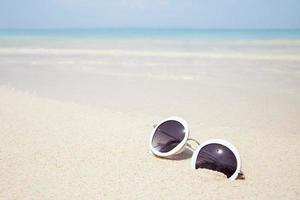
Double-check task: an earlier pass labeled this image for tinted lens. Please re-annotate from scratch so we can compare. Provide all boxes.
[196,143,237,178]
[152,120,186,153]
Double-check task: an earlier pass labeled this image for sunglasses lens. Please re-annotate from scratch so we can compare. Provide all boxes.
[152,120,186,153]
[195,143,237,178]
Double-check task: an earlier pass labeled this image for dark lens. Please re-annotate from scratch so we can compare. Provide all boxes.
[152,120,186,153]
[195,143,237,178]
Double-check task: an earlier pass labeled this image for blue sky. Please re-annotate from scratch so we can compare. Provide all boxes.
[0,0,299,29]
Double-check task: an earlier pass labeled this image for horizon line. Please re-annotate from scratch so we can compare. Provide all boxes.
[1,27,300,31]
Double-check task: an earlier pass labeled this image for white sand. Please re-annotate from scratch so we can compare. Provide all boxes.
[0,85,299,199]
[1,39,300,199]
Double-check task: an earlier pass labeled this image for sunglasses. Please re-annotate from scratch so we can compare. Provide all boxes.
[149,116,244,180]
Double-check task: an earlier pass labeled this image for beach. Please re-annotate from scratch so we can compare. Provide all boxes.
[0,30,300,199]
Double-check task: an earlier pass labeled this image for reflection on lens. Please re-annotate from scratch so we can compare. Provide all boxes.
[152,120,186,153]
[196,143,237,178]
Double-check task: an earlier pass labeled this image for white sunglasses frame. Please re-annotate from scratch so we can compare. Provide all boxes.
[149,116,190,157]
[149,116,242,180]
[191,138,241,180]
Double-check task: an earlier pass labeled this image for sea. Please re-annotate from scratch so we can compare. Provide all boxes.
[0,29,300,114]
[0,29,300,40]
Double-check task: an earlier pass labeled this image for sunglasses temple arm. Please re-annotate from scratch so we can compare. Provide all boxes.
[186,143,196,151]
[187,138,200,145]
[186,138,200,152]
[238,171,245,179]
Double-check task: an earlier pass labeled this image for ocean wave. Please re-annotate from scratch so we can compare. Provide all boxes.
[0,47,300,61]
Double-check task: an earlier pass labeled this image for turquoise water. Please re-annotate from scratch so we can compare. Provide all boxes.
[0,29,300,41]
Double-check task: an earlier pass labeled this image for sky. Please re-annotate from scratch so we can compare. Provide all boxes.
[0,0,300,29]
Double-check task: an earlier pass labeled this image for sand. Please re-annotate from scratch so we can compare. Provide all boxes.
[1,39,300,199]
[0,85,299,199]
